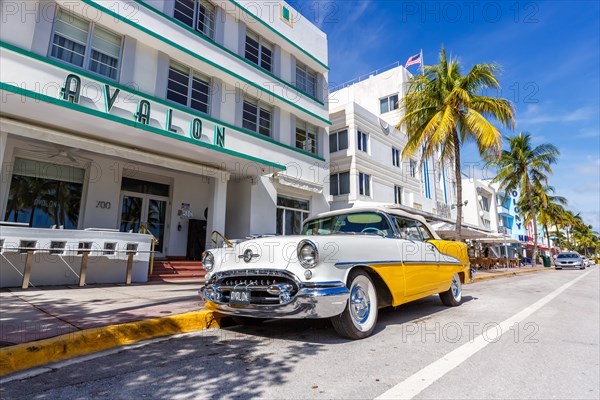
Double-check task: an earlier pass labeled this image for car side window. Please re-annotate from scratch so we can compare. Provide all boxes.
[393,217,423,241]
[417,222,434,241]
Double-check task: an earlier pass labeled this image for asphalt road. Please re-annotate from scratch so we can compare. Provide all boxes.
[2,266,599,399]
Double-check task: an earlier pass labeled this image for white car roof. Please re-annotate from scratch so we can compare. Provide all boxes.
[304,206,441,240]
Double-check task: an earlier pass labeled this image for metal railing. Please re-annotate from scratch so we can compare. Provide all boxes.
[211,230,233,248]
[330,61,401,92]
[138,224,159,277]
[1,245,151,289]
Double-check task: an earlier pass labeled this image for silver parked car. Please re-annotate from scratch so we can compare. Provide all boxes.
[581,257,590,267]
[554,253,585,270]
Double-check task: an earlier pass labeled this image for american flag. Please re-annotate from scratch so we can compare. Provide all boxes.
[405,53,421,68]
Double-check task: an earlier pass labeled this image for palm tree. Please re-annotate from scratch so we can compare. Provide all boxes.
[561,210,583,249]
[518,184,567,254]
[397,47,515,237]
[488,133,559,266]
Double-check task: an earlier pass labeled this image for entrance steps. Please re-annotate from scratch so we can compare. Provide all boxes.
[149,260,206,282]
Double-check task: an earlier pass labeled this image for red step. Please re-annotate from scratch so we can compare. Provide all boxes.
[149,260,206,282]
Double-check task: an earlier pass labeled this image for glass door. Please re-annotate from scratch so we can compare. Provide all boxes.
[145,197,168,253]
[119,192,169,256]
[120,194,143,233]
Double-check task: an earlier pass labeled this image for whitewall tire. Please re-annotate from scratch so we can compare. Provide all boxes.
[331,270,378,340]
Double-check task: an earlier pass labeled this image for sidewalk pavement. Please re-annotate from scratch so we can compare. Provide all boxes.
[473,264,552,281]
[0,265,554,377]
[0,281,206,346]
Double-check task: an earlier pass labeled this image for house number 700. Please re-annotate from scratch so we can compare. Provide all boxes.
[96,201,111,209]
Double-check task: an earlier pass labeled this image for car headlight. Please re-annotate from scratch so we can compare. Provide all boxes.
[297,240,318,269]
[202,251,215,272]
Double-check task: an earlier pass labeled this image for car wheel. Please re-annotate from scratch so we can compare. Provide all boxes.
[439,273,462,307]
[331,270,378,340]
[580,265,586,270]
[231,316,267,326]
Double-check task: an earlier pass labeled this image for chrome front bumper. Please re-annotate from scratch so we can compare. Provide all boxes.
[199,280,350,319]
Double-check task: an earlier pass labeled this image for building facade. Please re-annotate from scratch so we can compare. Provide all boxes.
[461,178,498,233]
[327,65,456,218]
[1,0,331,259]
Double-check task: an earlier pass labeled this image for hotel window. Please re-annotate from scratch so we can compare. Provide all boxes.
[173,0,216,39]
[329,129,348,153]
[296,119,318,154]
[276,196,309,235]
[359,172,371,197]
[409,160,417,178]
[357,130,368,153]
[4,158,85,229]
[242,97,272,137]
[392,147,401,167]
[380,94,399,114]
[481,196,490,212]
[296,62,317,97]
[50,9,122,80]
[167,62,211,114]
[245,30,273,72]
[394,186,403,204]
[330,172,350,196]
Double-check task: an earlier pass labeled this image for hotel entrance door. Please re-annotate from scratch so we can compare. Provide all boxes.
[119,177,170,256]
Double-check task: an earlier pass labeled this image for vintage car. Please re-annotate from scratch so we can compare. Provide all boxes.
[199,206,470,339]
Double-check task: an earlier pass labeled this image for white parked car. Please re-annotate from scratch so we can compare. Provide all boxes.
[199,206,471,339]
[554,253,585,270]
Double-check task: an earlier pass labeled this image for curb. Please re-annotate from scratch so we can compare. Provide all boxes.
[0,310,220,377]
[474,267,553,282]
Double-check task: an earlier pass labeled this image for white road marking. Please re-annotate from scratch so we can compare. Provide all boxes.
[376,268,596,400]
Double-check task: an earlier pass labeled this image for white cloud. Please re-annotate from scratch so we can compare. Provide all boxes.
[575,158,600,176]
[518,106,595,126]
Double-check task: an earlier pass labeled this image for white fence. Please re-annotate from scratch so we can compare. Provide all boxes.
[0,225,153,288]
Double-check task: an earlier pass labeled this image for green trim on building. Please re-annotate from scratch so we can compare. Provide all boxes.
[0,41,325,162]
[0,82,288,171]
[228,0,329,71]
[131,0,325,106]
[78,0,331,126]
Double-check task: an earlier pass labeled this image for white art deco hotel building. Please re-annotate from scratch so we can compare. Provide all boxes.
[0,0,330,263]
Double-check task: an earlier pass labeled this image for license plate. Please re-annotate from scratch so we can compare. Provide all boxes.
[230,290,250,305]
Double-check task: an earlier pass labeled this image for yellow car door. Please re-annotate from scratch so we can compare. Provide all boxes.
[394,217,440,298]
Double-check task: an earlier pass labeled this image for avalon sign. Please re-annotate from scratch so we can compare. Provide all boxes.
[60,73,225,148]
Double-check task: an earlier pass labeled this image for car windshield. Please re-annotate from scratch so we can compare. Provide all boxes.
[301,212,393,237]
[557,254,579,259]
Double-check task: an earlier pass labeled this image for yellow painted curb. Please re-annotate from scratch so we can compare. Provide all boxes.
[0,310,220,377]
[474,268,552,282]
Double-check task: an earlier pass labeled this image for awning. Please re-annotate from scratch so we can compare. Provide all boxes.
[430,221,494,240]
[524,243,551,251]
[272,173,323,193]
[475,237,521,244]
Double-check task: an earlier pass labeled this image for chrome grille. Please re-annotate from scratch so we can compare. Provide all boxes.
[214,273,299,305]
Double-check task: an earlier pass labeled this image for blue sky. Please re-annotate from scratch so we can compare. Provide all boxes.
[289,0,600,230]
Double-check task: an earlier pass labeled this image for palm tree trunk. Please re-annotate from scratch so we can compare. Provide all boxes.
[526,177,538,267]
[453,132,462,239]
[544,223,552,255]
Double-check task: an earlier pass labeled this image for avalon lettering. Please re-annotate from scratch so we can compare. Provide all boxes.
[58,73,221,146]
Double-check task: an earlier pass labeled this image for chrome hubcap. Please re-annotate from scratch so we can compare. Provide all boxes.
[350,284,370,324]
[451,275,460,299]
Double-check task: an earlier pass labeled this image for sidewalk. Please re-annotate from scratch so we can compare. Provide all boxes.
[0,281,206,346]
[473,264,552,282]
